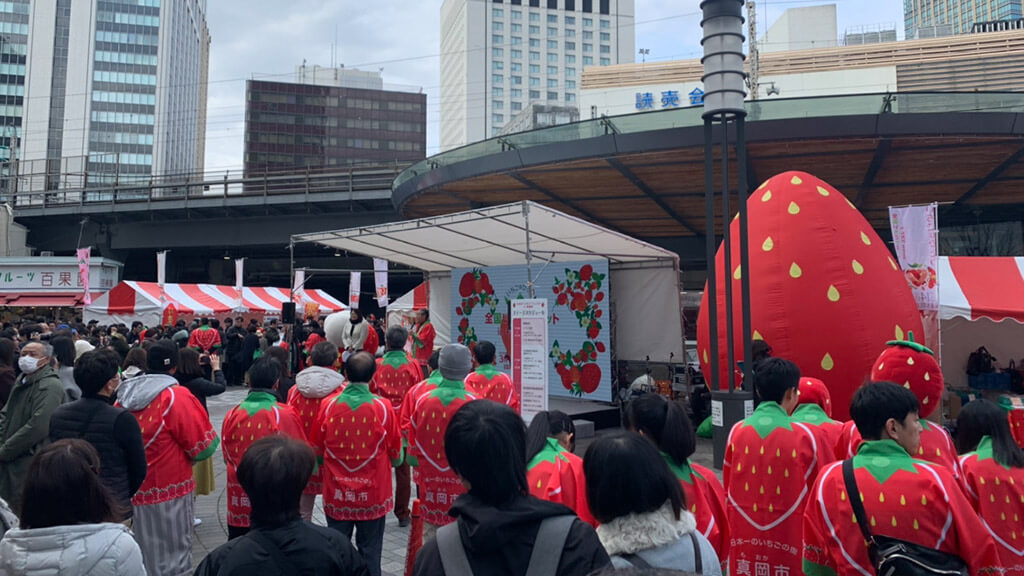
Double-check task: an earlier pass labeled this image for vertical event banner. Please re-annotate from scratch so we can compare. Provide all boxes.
[452,260,610,401]
[234,258,244,311]
[889,204,939,311]
[374,258,389,307]
[512,299,548,422]
[156,251,167,287]
[349,271,362,309]
[76,247,91,305]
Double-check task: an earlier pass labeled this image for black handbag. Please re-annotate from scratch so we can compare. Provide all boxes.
[967,347,995,376]
[842,460,968,576]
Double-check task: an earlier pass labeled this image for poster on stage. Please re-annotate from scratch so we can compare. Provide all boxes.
[889,204,938,311]
[452,259,611,401]
[512,299,548,422]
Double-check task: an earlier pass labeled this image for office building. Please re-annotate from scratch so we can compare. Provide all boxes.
[905,0,1022,37]
[0,1,28,163]
[440,0,635,151]
[759,4,837,53]
[243,67,426,174]
[20,0,210,189]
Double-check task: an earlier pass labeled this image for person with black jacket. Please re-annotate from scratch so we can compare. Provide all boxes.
[240,325,261,377]
[48,348,147,522]
[412,400,610,576]
[195,435,369,576]
[176,348,226,413]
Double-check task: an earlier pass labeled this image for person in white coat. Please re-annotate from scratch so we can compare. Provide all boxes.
[0,438,146,576]
[340,310,368,363]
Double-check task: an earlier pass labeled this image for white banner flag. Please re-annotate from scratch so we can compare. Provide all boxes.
[889,203,939,311]
[349,271,362,309]
[374,258,388,307]
[156,251,167,287]
[76,247,91,306]
[293,269,305,296]
[234,259,245,310]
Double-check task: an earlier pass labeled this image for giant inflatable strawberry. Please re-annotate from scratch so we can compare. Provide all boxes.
[697,171,923,421]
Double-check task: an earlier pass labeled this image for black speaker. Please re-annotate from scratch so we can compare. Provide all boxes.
[281,302,296,323]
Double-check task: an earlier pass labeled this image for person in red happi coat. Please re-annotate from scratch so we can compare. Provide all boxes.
[311,352,402,576]
[370,326,422,527]
[804,382,1001,576]
[525,410,594,526]
[791,377,842,462]
[957,398,1024,575]
[464,340,518,412]
[222,356,306,540]
[627,393,729,565]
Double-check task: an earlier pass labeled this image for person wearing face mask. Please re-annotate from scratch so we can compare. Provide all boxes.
[49,348,147,524]
[0,341,65,512]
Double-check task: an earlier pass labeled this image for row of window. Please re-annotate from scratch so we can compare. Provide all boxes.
[492,60,603,84]
[95,50,158,67]
[0,2,29,15]
[0,63,23,77]
[0,104,20,118]
[491,34,610,53]
[94,70,157,85]
[0,22,27,36]
[0,83,23,97]
[102,0,161,7]
[497,63,578,76]
[492,22,610,42]
[248,132,423,150]
[95,30,159,46]
[493,79,575,96]
[93,90,156,106]
[494,8,608,27]
[91,110,155,125]
[97,11,159,27]
[90,130,155,146]
[491,0,612,16]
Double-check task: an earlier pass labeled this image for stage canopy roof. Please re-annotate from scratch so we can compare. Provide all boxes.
[293,201,679,273]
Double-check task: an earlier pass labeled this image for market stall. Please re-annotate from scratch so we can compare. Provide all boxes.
[0,256,121,322]
[292,201,686,404]
[84,280,346,326]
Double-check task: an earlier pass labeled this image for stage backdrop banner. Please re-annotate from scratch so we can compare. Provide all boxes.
[452,259,611,401]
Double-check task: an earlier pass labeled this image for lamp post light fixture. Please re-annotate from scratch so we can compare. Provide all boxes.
[701,0,754,468]
[638,48,649,63]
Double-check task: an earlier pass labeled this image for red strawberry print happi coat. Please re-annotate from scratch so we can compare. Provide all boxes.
[407,379,477,526]
[222,390,306,527]
[311,383,402,522]
[464,364,519,412]
[724,401,823,576]
[663,452,730,563]
[803,440,1003,576]
[526,438,595,526]
[287,382,344,496]
[959,436,1024,575]
[698,171,923,421]
[398,371,442,441]
[372,351,423,410]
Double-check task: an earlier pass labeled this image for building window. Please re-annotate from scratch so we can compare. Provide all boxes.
[530,77,540,86]
[583,43,593,52]
[493,74,504,83]
[583,56,594,65]
[583,0,593,12]
[511,88,523,97]
[511,23,522,32]
[529,64,540,73]
[600,0,609,14]
[547,39,557,49]
[530,51,540,60]
[565,54,576,64]
[511,61,523,71]
[566,29,576,37]
[548,0,557,8]
[512,101,523,111]
[493,34,504,44]
[547,65,558,74]
[529,38,540,47]
[547,52,558,63]
[530,12,540,22]
[600,31,610,41]
[493,47,505,57]
[566,79,576,89]
[584,16,593,26]
[494,60,505,70]
[530,24,540,34]
[512,36,522,44]
[547,14,557,23]
[494,100,504,110]
[566,92,577,102]
[583,30,593,39]
[566,15,576,25]
[600,18,610,28]
[511,75,523,84]
[512,10,522,19]
[547,78,558,87]
[493,7,504,17]
[530,90,541,99]
[566,0,575,11]
[565,41,576,50]
[493,113,505,123]
[493,87,505,97]
[547,91,558,100]
[511,49,522,58]
[600,44,610,53]
[548,26,558,35]
[493,21,503,31]
[566,67,576,76]
[599,57,610,65]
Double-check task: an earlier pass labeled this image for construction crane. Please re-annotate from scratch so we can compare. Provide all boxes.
[747,0,759,100]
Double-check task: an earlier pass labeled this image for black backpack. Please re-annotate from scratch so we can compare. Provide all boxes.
[967,347,995,376]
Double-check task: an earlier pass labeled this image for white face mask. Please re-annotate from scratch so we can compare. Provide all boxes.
[18,355,42,375]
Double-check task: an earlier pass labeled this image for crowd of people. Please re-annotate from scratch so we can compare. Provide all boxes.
[0,309,1021,576]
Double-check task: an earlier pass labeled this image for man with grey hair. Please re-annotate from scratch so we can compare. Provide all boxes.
[287,340,347,522]
[0,341,64,511]
[370,325,422,527]
[407,343,477,540]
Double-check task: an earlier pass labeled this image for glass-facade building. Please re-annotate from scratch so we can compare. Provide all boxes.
[20,0,209,191]
[905,0,1023,36]
[0,1,28,163]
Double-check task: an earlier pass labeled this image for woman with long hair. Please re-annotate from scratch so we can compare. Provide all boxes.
[957,398,1024,573]
[176,347,225,501]
[524,410,594,525]
[0,439,145,575]
[625,394,729,562]
[121,347,147,380]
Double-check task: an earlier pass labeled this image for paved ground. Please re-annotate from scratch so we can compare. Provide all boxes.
[192,387,717,575]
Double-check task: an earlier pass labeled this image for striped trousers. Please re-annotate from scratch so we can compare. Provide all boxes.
[133,494,194,576]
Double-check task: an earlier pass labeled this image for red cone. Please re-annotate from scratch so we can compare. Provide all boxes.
[405,499,423,576]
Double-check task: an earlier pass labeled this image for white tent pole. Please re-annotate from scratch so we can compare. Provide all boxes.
[523,201,534,298]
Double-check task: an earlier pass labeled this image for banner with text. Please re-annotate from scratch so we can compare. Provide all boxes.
[889,204,939,311]
[349,271,362,309]
[374,258,389,307]
[76,248,92,305]
[512,299,548,422]
[452,259,610,401]
[234,259,245,311]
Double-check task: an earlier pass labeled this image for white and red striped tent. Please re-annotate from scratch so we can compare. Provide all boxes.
[83,281,346,326]
[385,282,430,333]
[939,256,1024,388]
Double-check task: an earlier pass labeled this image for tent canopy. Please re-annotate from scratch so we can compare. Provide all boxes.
[939,256,1024,323]
[293,201,679,273]
[84,281,346,326]
[388,282,428,312]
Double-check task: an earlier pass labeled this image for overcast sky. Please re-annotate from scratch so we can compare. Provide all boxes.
[203,0,903,172]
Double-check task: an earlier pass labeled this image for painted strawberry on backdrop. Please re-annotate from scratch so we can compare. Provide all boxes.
[697,171,923,421]
[455,269,497,353]
[550,264,607,396]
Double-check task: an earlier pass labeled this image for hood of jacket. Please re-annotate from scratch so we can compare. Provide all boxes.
[117,372,178,411]
[295,366,346,399]
[449,493,576,555]
[121,366,143,379]
[597,502,697,556]
[0,522,138,576]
